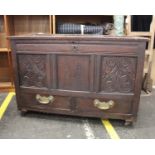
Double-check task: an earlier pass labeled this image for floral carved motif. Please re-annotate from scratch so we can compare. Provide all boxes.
[18,55,47,87]
[101,57,136,93]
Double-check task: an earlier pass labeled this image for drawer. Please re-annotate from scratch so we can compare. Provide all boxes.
[19,92,133,117]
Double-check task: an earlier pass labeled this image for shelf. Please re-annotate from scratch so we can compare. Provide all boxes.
[0,87,15,92]
[0,82,12,87]
[127,32,152,37]
[0,82,14,92]
[0,48,9,52]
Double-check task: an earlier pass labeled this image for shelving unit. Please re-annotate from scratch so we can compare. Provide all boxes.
[0,15,13,90]
[126,15,155,92]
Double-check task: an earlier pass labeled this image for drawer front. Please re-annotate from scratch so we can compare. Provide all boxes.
[19,92,133,116]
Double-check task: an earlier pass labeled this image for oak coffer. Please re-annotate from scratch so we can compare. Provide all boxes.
[10,35,147,125]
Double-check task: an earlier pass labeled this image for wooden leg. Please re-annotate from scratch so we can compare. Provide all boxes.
[20,109,28,116]
[125,120,132,126]
[124,119,134,126]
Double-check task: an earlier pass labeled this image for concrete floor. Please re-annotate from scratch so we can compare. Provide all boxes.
[0,90,155,139]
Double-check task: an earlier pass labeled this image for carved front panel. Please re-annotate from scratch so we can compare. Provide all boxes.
[57,55,91,91]
[18,54,47,88]
[100,56,137,93]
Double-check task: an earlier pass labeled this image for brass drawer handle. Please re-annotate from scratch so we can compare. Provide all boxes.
[36,94,54,104]
[94,99,115,110]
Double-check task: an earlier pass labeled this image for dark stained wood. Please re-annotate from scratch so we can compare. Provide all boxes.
[100,56,137,93]
[89,55,95,92]
[52,54,57,89]
[95,55,101,92]
[10,35,147,125]
[17,54,47,88]
[57,54,90,91]
[15,43,140,54]
[46,54,52,89]
[19,92,133,115]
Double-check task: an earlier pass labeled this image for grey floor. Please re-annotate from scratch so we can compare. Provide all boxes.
[0,90,155,139]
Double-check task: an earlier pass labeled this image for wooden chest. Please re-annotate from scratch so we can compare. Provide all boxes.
[10,35,147,125]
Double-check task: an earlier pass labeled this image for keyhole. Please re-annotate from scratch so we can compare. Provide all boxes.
[72,45,78,52]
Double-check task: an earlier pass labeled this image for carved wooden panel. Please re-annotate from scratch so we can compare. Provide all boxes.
[18,54,47,87]
[100,56,137,93]
[57,55,91,91]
